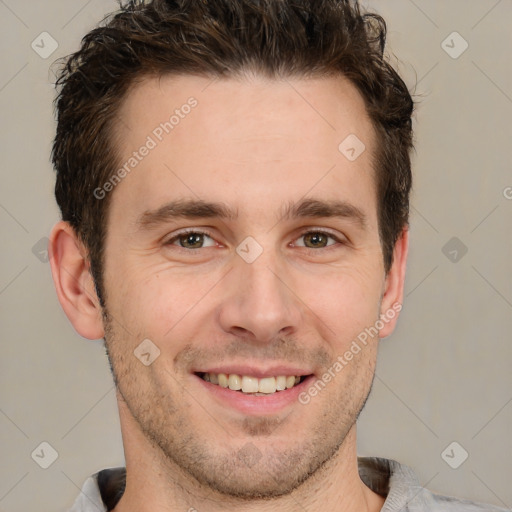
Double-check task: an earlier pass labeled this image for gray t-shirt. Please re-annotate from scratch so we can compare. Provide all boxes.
[68,456,508,511]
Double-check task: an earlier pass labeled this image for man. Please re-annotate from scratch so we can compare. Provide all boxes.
[48,1,506,511]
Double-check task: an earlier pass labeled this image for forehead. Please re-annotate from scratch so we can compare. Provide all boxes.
[117,72,374,145]
[110,73,378,223]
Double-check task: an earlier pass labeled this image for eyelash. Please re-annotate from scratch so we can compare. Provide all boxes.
[164,228,345,252]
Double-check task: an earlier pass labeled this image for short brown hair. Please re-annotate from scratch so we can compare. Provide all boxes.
[52,0,414,306]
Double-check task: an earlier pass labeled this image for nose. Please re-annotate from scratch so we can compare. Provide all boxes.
[217,250,302,343]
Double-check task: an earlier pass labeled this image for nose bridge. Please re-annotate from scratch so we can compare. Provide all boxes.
[218,242,301,340]
[244,253,286,305]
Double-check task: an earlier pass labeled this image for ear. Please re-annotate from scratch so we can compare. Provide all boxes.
[49,221,105,340]
[378,227,409,339]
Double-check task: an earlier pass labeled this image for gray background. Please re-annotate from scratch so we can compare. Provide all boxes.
[1,1,511,510]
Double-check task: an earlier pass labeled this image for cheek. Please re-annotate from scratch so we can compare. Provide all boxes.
[293,262,383,339]
[103,262,167,341]
[106,264,218,344]
[104,238,384,347]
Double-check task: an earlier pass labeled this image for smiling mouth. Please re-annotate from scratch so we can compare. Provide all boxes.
[196,372,310,396]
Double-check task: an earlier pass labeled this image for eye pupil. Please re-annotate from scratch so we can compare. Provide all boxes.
[174,232,333,250]
[305,232,328,248]
[180,233,204,248]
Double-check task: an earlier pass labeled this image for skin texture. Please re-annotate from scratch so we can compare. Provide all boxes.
[50,73,408,512]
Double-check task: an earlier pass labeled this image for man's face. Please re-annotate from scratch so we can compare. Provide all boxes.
[101,74,395,498]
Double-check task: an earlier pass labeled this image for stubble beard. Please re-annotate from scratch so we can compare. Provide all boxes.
[102,309,377,501]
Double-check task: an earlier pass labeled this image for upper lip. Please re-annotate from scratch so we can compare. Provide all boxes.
[193,365,314,379]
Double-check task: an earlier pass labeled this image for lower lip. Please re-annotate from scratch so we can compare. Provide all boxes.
[193,374,316,415]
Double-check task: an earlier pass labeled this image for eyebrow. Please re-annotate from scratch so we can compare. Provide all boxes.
[281,198,367,229]
[136,197,367,230]
[136,199,238,229]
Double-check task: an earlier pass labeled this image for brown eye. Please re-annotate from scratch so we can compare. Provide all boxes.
[302,232,330,248]
[178,233,205,249]
[294,231,340,250]
[167,231,216,249]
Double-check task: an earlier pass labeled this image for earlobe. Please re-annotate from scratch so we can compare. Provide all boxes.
[49,221,105,340]
[379,227,409,339]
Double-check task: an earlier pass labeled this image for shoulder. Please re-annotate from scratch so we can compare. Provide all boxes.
[67,473,106,511]
[357,457,508,512]
[420,490,509,511]
[68,467,125,512]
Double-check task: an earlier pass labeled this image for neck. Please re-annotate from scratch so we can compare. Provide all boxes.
[113,400,385,512]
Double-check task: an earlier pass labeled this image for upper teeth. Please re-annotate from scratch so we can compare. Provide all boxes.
[201,373,302,394]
